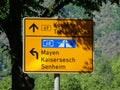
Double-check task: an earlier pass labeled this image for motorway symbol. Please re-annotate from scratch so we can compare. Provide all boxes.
[30,48,38,59]
[42,39,76,48]
[58,40,72,48]
[29,23,39,32]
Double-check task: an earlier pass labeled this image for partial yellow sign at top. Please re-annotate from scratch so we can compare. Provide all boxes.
[24,18,93,37]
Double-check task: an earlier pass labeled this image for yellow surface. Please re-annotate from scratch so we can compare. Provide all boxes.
[23,18,93,73]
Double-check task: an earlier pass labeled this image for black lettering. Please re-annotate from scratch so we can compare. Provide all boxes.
[41,50,59,56]
[41,64,66,69]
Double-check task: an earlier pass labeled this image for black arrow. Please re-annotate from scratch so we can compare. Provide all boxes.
[29,23,39,32]
[30,48,38,59]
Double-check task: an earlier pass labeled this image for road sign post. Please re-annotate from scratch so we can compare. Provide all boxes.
[23,18,93,73]
[54,74,60,90]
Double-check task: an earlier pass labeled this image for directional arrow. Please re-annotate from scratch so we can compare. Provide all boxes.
[30,48,38,59]
[29,23,39,32]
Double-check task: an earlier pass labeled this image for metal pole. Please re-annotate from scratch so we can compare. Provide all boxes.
[54,74,60,90]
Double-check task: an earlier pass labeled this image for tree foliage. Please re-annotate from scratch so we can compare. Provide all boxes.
[0,0,9,19]
[94,2,120,41]
[0,76,11,90]
[94,2,120,57]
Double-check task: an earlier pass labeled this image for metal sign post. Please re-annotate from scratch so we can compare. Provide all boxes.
[54,74,60,90]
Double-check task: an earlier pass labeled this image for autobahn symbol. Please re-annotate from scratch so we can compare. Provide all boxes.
[58,40,75,48]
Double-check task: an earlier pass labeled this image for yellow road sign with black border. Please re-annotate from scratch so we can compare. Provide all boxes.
[23,18,93,73]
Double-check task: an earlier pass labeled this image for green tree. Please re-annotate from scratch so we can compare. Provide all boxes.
[0,42,11,77]
[93,1,120,41]
[0,76,11,90]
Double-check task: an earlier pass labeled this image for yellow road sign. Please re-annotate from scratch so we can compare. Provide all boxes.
[23,18,93,73]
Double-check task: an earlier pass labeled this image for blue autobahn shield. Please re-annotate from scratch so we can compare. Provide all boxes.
[42,39,76,48]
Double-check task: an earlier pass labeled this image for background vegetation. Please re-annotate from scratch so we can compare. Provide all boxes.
[0,0,120,90]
